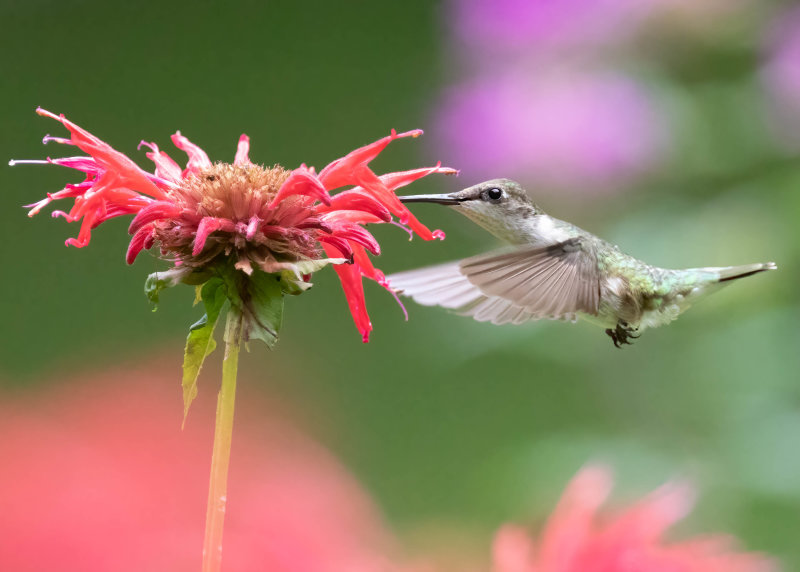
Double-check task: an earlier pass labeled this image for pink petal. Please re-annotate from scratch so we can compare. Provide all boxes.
[538,465,613,571]
[378,164,459,191]
[126,226,154,264]
[138,141,183,182]
[269,166,331,209]
[328,223,380,256]
[128,200,182,234]
[492,525,535,572]
[317,235,353,260]
[171,131,212,175]
[234,134,251,166]
[321,211,386,225]
[193,217,236,256]
[598,479,696,546]
[318,129,423,190]
[317,190,391,221]
[351,245,407,320]
[36,108,167,200]
[355,168,441,241]
[48,156,101,173]
[323,243,372,343]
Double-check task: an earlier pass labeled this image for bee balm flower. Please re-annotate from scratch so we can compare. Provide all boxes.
[16,108,455,343]
[492,466,776,572]
[13,108,457,572]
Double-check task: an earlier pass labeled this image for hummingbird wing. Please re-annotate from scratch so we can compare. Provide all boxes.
[459,238,600,318]
[387,262,489,310]
[387,262,556,324]
[387,239,597,325]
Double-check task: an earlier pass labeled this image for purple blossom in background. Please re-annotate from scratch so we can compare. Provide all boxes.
[451,0,656,57]
[434,70,666,194]
[762,5,800,148]
[437,0,673,196]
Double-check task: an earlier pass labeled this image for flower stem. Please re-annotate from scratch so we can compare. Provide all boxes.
[202,307,243,572]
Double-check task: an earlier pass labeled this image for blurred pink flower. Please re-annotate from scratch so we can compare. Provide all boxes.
[450,0,656,57]
[491,466,776,572]
[0,359,404,572]
[434,71,666,194]
[450,0,752,59]
[0,365,775,571]
[762,5,800,148]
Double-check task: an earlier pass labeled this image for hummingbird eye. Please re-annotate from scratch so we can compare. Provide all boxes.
[484,187,504,202]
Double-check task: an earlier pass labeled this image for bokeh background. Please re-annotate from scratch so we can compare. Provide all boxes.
[2,0,799,569]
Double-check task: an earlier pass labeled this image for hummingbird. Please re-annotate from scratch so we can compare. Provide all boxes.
[388,179,776,347]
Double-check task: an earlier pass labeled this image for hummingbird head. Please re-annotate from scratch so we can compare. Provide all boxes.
[400,179,543,243]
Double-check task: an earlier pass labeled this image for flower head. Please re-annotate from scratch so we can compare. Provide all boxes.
[492,466,776,572]
[16,108,455,342]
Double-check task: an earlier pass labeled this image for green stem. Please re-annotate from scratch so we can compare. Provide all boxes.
[202,307,243,572]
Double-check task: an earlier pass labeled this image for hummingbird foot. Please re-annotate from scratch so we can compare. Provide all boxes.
[605,321,640,348]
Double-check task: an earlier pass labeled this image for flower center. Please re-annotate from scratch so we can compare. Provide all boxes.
[182,163,291,220]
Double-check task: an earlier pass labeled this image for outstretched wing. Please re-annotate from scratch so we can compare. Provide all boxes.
[386,261,542,324]
[388,238,600,324]
[460,238,600,318]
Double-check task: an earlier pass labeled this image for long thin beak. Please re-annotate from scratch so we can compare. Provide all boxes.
[398,193,462,205]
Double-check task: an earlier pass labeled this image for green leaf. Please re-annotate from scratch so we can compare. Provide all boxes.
[181,277,227,426]
[238,269,284,348]
[285,257,348,276]
[144,267,191,309]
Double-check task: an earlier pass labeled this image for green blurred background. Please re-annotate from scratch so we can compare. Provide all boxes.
[2,0,799,567]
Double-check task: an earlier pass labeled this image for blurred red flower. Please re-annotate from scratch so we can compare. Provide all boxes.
[0,359,406,572]
[492,466,776,572]
[0,364,777,571]
[17,109,453,341]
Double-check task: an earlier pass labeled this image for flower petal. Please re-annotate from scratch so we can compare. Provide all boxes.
[317,190,391,221]
[127,225,155,264]
[321,210,386,225]
[493,525,535,572]
[36,108,167,200]
[171,131,212,175]
[378,164,459,192]
[139,141,183,183]
[234,134,251,166]
[269,165,332,209]
[538,465,613,571]
[323,244,372,343]
[193,217,236,256]
[355,168,442,240]
[128,200,183,234]
[318,129,423,190]
[351,243,386,286]
[317,235,354,261]
[329,224,380,256]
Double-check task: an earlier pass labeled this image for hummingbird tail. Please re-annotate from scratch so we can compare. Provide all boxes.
[716,262,777,282]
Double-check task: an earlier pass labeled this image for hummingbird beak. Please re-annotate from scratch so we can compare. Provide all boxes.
[398,193,462,205]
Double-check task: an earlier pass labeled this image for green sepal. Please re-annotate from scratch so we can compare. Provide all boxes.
[145,267,190,309]
[275,257,346,296]
[145,267,214,310]
[279,270,313,296]
[181,277,227,426]
[242,270,284,348]
[221,268,284,349]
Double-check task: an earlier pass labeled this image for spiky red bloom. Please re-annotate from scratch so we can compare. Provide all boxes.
[492,466,775,572]
[19,109,455,342]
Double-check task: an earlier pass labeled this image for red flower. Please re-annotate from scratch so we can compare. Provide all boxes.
[0,359,410,572]
[492,466,776,572]
[19,108,455,342]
